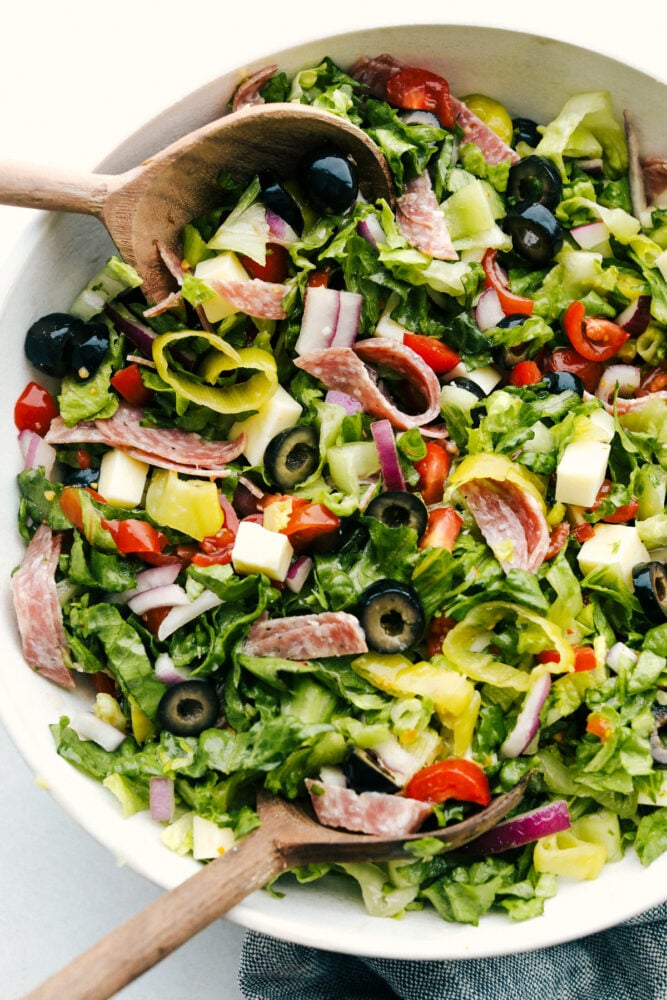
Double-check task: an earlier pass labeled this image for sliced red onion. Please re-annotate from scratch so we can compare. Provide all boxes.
[330,290,363,347]
[474,286,504,331]
[465,799,571,855]
[295,286,340,355]
[285,555,313,593]
[615,295,652,335]
[127,583,190,616]
[371,419,406,491]
[266,209,299,246]
[136,563,182,592]
[357,214,387,249]
[500,672,552,759]
[18,429,57,477]
[150,776,176,822]
[570,221,610,250]
[595,364,641,405]
[154,652,191,685]
[106,303,157,357]
[606,641,639,673]
[324,389,363,414]
[157,588,224,641]
[69,712,126,752]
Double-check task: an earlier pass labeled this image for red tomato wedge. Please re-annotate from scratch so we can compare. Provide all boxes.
[414,441,452,505]
[543,346,604,394]
[238,243,290,283]
[110,363,153,406]
[403,332,460,374]
[14,381,59,436]
[405,759,491,806]
[562,300,630,362]
[102,518,168,557]
[419,506,463,551]
[509,359,542,386]
[385,66,454,128]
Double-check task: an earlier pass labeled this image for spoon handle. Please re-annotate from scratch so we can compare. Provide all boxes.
[21,823,285,1000]
[0,161,121,217]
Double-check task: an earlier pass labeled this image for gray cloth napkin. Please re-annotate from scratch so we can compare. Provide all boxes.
[238,901,667,999]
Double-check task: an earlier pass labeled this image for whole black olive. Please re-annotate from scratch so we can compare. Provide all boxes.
[512,117,542,148]
[633,561,667,624]
[299,146,359,215]
[357,578,425,654]
[540,371,585,396]
[157,679,220,736]
[507,155,563,210]
[61,465,101,488]
[24,312,84,378]
[502,201,563,265]
[69,321,111,380]
[259,169,304,235]
[343,747,403,794]
[263,424,319,490]
[366,490,428,536]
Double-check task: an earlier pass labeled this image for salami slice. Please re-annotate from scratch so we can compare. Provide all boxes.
[11,524,73,689]
[642,157,667,207]
[349,53,404,98]
[396,173,458,260]
[209,277,288,319]
[451,96,520,165]
[459,478,550,574]
[231,64,279,111]
[305,778,432,837]
[243,611,368,660]
[294,338,441,430]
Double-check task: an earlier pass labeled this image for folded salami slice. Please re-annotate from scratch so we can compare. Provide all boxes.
[208,277,289,319]
[11,524,73,689]
[396,172,458,260]
[231,64,279,112]
[459,478,550,574]
[294,337,441,430]
[243,611,368,660]
[305,779,432,837]
[450,96,520,165]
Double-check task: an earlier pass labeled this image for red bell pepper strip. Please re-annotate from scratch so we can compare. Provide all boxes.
[562,300,630,362]
[110,363,153,407]
[405,759,491,806]
[482,249,534,316]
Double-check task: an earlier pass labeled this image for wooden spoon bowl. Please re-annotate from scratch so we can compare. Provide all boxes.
[0,103,394,304]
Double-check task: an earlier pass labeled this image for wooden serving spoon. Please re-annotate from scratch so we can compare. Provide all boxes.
[0,102,394,305]
[22,777,528,1000]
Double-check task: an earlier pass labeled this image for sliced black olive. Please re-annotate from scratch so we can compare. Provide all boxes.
[299,146,359,215]
[633,561,667,624]
[447,376,487,400]
[357,578,425,654]
[264,424,319,490]
[540,371,585,396]
[366,490,428,536]
[24,312,84,378]
[343,747,403,794]
[157,679,220,736]
[512,117,542,148]
[507,155,563,210]
[69,321,111,380]
[259,169,304,235]
[502,201,563,265]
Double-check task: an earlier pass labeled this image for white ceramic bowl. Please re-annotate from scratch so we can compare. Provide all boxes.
[1,24,666,960]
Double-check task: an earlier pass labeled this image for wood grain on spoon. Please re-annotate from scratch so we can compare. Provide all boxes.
[22,777,528,1000]
[0,103,394,304]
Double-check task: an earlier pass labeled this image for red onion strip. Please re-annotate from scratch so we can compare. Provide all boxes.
[465,799,571,855]
[150,776,176,822]
[474,287,504,331]
[127,583,190,616]
[295,286,340,355]
[285,555,313,593]
[371,419,406,491]
[500,672,551,759]
[595,365,641,405]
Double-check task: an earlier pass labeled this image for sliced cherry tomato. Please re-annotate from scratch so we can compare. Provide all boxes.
[586,712,613,742]
[110,363,153,406]
[545,522,570,560]
[76,449,92,470]
[14,380,59,436]
[509,359,542,386]
[191,525,236,566]
[403,332,460,374]
[385,66,454,129]
[637,363,667,396]
[307,267,332,288]
[405,758,491,806]
[280,501,340,552]
[425,614,456,658]
[142,606,172,636]
[419,506,463,551]
[102,518,168,557]
[414,441,452,506]
[592,479,640,524]
[572,522,595,544]
[481,249,534,317]
[543,346,604,394]
[238,243,290,283]
[538,645,597,672]
[562,300,630,362]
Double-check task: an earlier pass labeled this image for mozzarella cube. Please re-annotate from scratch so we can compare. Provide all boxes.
[192,815,236,860]
[97,449,149,508]
[232,520,294,582]
[231,384,302,466]
[444,361,503,394]
[194,252,250,323]
[577,523,650,591]
[555,439,611,507]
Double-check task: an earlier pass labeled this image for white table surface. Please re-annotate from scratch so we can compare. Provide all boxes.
[1,3,665,997]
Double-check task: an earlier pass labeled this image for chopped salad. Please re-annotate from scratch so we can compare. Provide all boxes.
[11,52,667,926]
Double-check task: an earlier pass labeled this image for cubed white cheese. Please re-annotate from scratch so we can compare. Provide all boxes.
[192,815,236,860]
[194,252,250,323]
[232,520,294,582]
[555,439,611,507]
[97,449,149,508]
[443,361,503,394]
[231,385,302,466]
[577,523,650,591]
